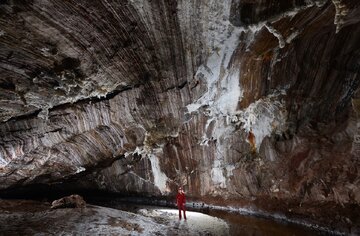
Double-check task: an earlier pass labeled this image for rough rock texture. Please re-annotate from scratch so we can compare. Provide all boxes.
[0,0,360,231]
[0,199,229,235]
[51,194,86,209]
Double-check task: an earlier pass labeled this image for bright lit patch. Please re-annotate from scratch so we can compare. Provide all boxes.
[154,207,230,235]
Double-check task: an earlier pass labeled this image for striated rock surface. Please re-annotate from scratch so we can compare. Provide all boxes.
[0,0,360,231]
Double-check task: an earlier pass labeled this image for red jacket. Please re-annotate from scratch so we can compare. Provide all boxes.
[176,192,186,205]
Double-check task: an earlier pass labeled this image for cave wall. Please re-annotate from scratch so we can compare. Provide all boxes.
[1,0,360,219]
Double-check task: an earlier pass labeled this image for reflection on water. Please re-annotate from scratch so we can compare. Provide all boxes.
[207,209,325,236]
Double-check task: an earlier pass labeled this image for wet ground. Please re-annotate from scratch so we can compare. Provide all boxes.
[91,199,330,236]
[0,199,229,235]
[0,197,344,235]
[207,209,324,236]
[1,186,357,235]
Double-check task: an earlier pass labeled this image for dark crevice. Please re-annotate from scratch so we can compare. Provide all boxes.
[42,128,63,135]
[163,80,188,92]
[0,154,127,199]
[229,0,323,27]
[190,80,199,90]
[0,80,15,90]
[54,57,81,72]
[177,80,188,89]
[5,109,42,123]
[49,83,142,113]
[1,83,142,123]
[0,183,119,201]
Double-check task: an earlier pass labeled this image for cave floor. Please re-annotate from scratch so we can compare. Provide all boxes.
[92,201,326,236]
[0,198,348,235]
[0,199,229,235]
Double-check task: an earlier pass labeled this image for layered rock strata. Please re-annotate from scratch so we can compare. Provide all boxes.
[0,0,359,231]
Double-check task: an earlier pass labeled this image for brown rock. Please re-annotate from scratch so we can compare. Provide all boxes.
[0,0,359,231]
[51,194,86,209]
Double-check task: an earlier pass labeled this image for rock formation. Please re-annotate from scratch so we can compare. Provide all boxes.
[51,194,86,209]
[0,0,359,231]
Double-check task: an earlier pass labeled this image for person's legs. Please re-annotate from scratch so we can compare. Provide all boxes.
[182,204,186,220]
[178,205,182,220]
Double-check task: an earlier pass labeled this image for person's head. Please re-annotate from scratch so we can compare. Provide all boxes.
[178,187,183,193]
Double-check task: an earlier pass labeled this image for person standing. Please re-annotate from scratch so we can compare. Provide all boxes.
[176,187,186,220]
